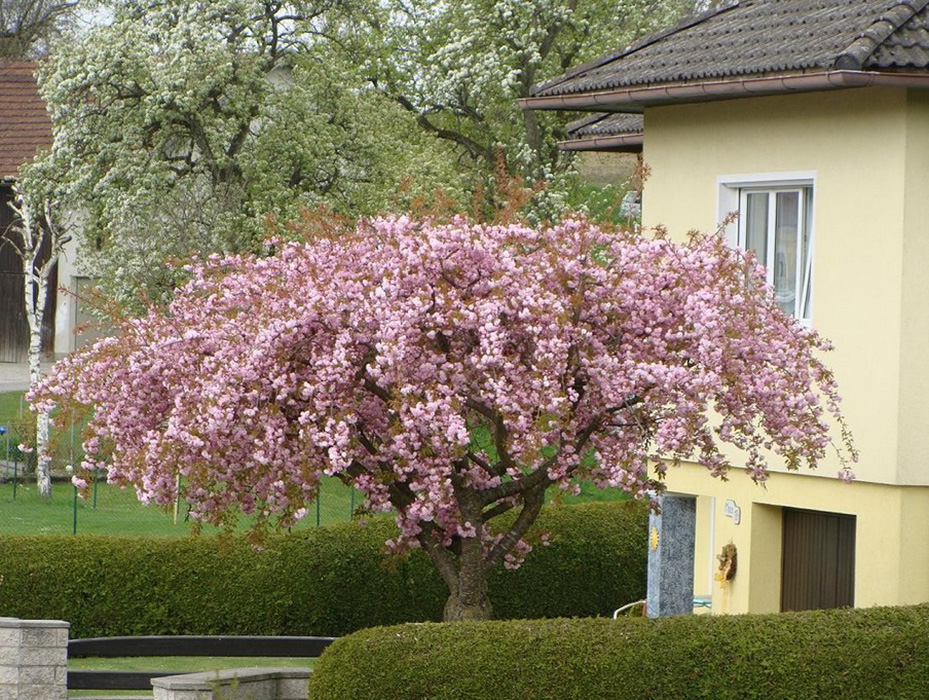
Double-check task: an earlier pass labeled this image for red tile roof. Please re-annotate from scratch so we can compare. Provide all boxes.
[0,61,52,180]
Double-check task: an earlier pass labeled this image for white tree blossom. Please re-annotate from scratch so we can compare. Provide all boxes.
[339,0,695,214]
[39,0,462,306]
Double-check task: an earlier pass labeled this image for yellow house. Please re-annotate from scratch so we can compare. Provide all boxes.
[523,0,929,615]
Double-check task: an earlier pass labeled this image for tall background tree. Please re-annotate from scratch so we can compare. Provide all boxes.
[36,0,701,307]
[334,0,695,214]
[38,0,463,307]
[7,155,71,498]
[0,0,78,57]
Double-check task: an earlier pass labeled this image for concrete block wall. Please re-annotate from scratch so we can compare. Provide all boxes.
[0,617,69,700]
[152,667,312,700]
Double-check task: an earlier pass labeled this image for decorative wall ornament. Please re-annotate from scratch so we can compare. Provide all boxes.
[716,542,738,582]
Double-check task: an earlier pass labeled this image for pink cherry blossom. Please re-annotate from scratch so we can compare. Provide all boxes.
[31,215,854,620]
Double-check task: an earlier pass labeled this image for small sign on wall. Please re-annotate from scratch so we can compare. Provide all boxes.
[724,499,741,525]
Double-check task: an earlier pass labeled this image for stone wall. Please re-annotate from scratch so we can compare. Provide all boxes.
[0,617,69,700]
[152,667,312,700]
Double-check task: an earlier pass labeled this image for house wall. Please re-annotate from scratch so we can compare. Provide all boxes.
[667,466,929,614]
[640,86,929,613]
[896,89,929,484]
[643,86,913,487]
[53,233,80,356]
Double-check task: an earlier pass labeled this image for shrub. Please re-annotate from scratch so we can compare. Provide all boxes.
[309,605,929,700]
[0,501,646,638]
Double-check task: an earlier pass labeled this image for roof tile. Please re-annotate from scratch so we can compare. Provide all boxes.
[533,0,929,98]
[0,61,52,180]
[566,113,643,138]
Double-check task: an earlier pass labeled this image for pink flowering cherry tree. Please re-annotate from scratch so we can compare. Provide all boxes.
[31,216,854,621]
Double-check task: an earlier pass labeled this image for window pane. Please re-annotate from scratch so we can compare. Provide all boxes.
[774,191,800,316]
[800,188,813,319]
[744,192,769,265]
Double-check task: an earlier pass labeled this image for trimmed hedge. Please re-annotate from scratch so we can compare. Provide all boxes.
[0,501,646,638]
[309,605,929,700]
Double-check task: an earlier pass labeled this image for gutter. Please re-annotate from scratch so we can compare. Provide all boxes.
[558,133,643,152]
[521,70,929,112]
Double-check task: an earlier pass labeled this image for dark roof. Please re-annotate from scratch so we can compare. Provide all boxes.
[533,0,929,100]
[566,112,643,138]
[559,112,643,151]
[0,61,52,180]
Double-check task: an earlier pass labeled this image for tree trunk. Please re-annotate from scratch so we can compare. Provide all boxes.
[442,489,494,622]
[16,186,54,499]
[28,275,52,499]
[443,564,493,622]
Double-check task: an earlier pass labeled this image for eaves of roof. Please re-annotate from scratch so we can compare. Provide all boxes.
[522,68,929,112]
[558,133,643,152]
[560,112,643,151]
[527,0,929,111]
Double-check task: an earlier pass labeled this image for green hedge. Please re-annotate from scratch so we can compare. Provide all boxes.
[310,605,929,700]
[0,501,646,638]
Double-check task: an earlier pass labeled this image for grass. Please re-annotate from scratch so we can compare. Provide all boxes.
[1,476,628,537]
[2,390,632,537]
[551,480,633,506]
[0,477,359,537]
[0,390,26,425]
[68,656,315,697]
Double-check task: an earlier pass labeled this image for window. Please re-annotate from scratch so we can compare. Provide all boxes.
[740,187,813,320]
[718,173,815,322]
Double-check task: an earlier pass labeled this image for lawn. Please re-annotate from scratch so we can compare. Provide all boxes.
[0,477,359,536]
[0,390,26,424]
[2,390,631,537]
[1,476,628,537]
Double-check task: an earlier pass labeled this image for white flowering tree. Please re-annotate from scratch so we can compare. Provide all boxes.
[338,0,695,209]
[38,0,462,307]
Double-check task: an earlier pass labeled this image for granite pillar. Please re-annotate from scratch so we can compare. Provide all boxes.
[647,495,696,617]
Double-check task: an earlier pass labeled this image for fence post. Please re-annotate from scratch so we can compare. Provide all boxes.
[72,485,78,535]
[0,617,70,700]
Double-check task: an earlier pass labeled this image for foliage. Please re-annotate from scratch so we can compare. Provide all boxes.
[0,0,78,58]
[335,0,695,217]
[0,502,647,638]
[32,215,853,620]
[38,0,463,306]
[309,605,929,700]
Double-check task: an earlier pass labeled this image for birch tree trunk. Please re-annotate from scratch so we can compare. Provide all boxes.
[10,184,65,500]
[25,258,52,499]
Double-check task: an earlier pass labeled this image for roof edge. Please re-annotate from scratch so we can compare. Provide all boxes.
[834,0,929,69]
[531,1,740,97]
[565,112,614,134]
[521,70,929,112]
[558,133,643,152]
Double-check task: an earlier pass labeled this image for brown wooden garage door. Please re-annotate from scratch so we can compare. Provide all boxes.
[781,508,855,612]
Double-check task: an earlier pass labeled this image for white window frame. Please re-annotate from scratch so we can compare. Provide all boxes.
[717,171,816,324]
